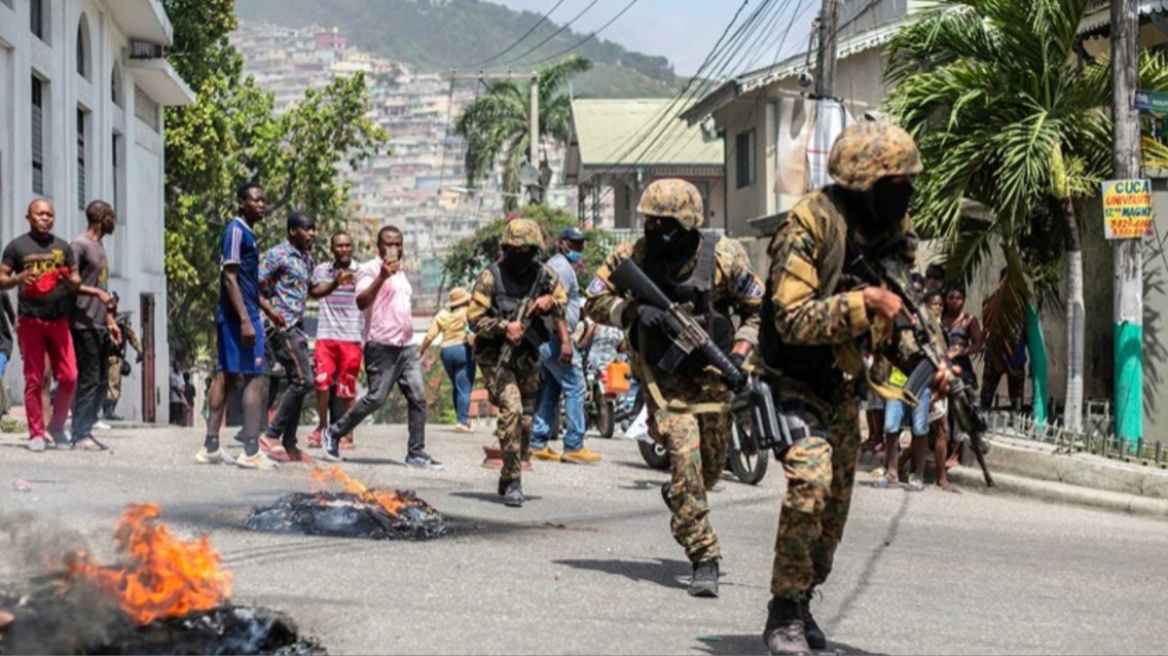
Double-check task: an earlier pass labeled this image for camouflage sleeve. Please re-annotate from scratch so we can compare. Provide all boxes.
[768,213,870,345]
[467,268,505,338]
[718,238,763,346]
[127,326,143,354]
[583,241,637,328]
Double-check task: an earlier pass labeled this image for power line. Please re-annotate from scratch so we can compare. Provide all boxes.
[490,0,606,70]
[524,0,643,68]
[458,0,570,69]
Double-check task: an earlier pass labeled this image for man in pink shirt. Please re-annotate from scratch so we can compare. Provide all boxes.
[319,226,440,469]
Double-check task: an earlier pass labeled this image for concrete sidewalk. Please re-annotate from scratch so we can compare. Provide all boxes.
[947,434,1168,520]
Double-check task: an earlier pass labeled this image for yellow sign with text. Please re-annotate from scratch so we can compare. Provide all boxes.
[1102,179,1154,240]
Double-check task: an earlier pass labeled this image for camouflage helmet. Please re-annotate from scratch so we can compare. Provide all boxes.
[636,178,704,230]
[500,218,543,248]
[828,121,923,192]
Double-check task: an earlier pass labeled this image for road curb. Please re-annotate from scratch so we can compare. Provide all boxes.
[948,467,1168,520]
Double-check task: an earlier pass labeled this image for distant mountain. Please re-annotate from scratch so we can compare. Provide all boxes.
[236,0,682,98]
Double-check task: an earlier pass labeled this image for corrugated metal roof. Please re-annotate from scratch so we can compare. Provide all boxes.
[1079,0,1168,34]
[571,98,722,168]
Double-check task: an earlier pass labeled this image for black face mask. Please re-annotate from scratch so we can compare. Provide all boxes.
[867,177,915,228]
[646,218,699,264]
[501,247,538,276]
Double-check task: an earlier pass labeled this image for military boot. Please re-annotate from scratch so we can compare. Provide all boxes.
[800,597,826,650]
[764,597,809,655]
[503,480,525,508]
[688,559,719,598]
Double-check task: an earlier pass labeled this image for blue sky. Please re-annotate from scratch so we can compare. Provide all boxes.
[490,0,819,76]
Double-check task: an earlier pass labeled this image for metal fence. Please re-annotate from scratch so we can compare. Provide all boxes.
[985,403,1168,468]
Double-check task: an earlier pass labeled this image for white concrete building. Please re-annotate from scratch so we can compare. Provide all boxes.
[0,0,193,422]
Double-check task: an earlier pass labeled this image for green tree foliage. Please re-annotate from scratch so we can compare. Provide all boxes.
[441,204,616,290]
[235,0,679,98]
[162,0,387,366]
[884,0,1168,428]
[455,56,591,210]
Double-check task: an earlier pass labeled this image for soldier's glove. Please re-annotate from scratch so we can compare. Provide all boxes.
[636,305,678,336]
[136,354,143,364]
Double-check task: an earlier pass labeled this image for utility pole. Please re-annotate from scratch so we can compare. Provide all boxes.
[814,0,842,98]
[1112,0,1144,445]
[450,70,542,203]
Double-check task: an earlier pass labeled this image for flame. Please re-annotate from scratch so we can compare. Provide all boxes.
[311,466,406,516]
[67,504,232,625]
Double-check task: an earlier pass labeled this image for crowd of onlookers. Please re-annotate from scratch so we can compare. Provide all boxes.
[1,198,139,452]
[863,264,1028,491]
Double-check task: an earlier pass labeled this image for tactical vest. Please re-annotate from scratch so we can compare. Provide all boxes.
[633,232,734,376]
[758,189,882,401]
[485,262,551,352]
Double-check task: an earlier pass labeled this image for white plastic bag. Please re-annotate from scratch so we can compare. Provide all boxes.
[625,406,653,444]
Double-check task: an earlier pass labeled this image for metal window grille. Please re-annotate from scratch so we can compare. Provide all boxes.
[31,77,44,195]
[77,108,87,210]
[735,129,756,189]
[134,86,159,132]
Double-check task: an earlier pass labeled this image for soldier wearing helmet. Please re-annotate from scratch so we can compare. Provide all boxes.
[759,121,949,653]
[467,218,568,508]
[584,178,764,598]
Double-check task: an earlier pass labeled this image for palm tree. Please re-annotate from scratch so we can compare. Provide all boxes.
[884,0,1168,432]
[455,55,592,209]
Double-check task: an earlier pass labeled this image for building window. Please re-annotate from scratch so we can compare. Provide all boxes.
[32,77,45,196]
[735,129,756,189]
[134,86,160,132]
[111,63,123,107]
[30,0,47,43]
[77,108,89,210]
[76,15,91,79]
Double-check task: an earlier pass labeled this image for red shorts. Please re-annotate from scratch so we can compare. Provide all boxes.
[313,339,363,398]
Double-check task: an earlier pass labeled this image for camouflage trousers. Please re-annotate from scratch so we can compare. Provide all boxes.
[106,357,124,403]
[481,357,542,483]
[770,388,861,600]
[646,370,731,565]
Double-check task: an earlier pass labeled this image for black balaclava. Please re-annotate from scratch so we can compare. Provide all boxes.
[501,246,539,278]
[645,217,700,266]
[838,177,915,233]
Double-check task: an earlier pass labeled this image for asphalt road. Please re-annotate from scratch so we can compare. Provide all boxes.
[2,423,1166,655]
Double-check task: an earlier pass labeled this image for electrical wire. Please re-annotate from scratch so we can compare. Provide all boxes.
[490,0,607,70]
[457,0,570,69]
[523,0,643,68]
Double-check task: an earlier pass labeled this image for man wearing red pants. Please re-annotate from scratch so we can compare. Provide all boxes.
[0,199,114,451]
[307,232,361,450]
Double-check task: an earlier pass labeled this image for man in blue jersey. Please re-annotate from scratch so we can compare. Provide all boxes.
[195,182,285,469]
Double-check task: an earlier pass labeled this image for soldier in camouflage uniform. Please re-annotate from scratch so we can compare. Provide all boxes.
[759,121,954,654]
[105,296,142,420]
[467,219,568,508]
[585,178,763,598]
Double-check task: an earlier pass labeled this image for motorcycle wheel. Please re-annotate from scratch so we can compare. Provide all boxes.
[597,390,615,439]
[727,418,769,485]
[638,439,670,470]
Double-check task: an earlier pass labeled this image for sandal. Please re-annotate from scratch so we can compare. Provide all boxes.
[259,437,291,462]
[72,436,109,452]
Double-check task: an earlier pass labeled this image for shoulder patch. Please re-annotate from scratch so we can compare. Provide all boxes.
[586,275,608,297]
[736,270,763,299]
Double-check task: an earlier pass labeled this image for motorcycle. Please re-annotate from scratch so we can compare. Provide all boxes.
[628,388,768,486]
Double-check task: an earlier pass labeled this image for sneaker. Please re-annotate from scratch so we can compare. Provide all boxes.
[195,447,226,464]
[561,446,602,464]
[49,430,70,448]
[531,446,561,462]
[453,423,473,434]
[28,437,47,453]
[908,474,925,492]
[405,453,445,470]
[689,560,720,598]
[93,421,111,431]
[236,452,278,470]
[320,428,343,462]
[502,480,524,507]
[307,429,322,449]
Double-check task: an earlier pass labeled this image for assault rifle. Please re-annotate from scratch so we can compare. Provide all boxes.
[607,259,795,457]
[854,256,996,488]
[498,267,548,366]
